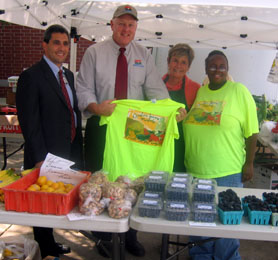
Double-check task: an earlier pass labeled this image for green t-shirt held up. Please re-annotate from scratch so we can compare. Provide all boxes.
[100,99,185,181]
[183,81,259,179]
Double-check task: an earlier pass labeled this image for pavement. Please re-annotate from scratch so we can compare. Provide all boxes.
[0,135,277,259]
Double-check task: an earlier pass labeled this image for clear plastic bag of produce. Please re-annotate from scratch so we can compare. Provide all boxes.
[0,235,41,260]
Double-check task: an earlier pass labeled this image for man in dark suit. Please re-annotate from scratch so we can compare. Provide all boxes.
[16,24,83,258]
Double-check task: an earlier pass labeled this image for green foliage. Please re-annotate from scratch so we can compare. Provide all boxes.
[266,101,278,122]
[253,95,267,124]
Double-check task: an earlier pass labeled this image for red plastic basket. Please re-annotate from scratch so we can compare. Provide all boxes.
[3,168,90,215]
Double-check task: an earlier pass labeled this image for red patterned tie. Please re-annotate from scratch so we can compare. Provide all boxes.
[114,48,128,99]
[58,69,76,142]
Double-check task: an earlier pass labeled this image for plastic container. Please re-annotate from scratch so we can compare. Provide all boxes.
[142,190,164,200]
[3,168,90,215]
[144,174,167,192]
[192,183,216,203]
[272,213,278,226]
[148,171,169,180]
[218,207,244,225]
[171,173,192,185]
[138,197,163,218]
[193,178,217,186]
[241,198,249,217]
[247,207,272,225]
[165,181,189,202]
[165,201,190,221]
[172,172,190,178]
[8,76,19,88]
[192,202,217,222]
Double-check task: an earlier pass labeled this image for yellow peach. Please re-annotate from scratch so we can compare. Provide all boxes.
[37,176,47,186]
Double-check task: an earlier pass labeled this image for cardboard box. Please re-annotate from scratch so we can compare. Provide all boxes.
[3,168,90,215]
[6,91,16,105]
[256,164,278,190]
[270,170,278,190]
[0,115,21,133]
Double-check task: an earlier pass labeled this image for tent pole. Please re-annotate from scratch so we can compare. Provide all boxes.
[70,38,77,74]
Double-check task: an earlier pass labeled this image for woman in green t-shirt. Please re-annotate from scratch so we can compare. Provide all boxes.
[185,50,259,260]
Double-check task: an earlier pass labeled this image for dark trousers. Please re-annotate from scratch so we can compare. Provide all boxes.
[84,115,106,173]
[33,227,56,258]
[173,122,186,172]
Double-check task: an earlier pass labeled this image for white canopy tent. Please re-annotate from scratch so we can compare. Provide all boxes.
[1,0,278,72]
[1,1,278,48]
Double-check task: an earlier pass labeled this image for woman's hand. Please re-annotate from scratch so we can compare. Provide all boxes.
[242,134,258,182]
[242,161,254,182]
[176,108,187,122]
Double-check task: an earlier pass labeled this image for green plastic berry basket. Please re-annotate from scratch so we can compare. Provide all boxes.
[218,207,244,225]
[247,207,271,225]
[272,213,278,226]
[241,198,249,217]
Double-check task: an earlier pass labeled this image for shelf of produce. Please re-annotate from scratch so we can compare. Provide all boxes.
[130,187,278,242]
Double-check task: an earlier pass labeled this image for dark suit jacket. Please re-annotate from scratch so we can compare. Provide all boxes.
[16,58,83,169]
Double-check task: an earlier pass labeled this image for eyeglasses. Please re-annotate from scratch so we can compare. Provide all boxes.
[208,66,227,72]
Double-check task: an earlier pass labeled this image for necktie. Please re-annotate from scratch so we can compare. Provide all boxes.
[114,48,128,99]
[58,69,76,142]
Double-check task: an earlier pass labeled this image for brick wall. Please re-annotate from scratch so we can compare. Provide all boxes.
[0,21,94,98]
[0,87,9,97]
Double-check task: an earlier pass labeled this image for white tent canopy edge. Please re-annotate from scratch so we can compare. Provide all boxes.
[1,1,278,48]
[1,0,278,73]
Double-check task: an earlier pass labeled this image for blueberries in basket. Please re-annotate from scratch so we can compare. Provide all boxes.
[193,183,215,203]
[165,202,189,221]
[138,198,163,218]
[218,189,242,211]
[165,182,189,201]
[193,203,217,222]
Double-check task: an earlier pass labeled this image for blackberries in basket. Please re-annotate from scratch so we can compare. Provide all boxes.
[262,192,278,205]
[242,195,258,204]
[248,199,271,211]
[218,189,242,211]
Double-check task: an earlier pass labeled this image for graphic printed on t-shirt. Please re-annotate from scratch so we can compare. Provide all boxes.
[125,109,168,146]
[185,100,226,125]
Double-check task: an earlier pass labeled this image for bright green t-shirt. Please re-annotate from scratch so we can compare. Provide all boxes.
[183,81,259,179]
[100,99,184,181]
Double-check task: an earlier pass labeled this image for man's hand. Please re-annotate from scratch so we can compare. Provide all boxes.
[242,161,254,182]
[176,108,187,122]
[87,99,116,116]
[35,161,44,168]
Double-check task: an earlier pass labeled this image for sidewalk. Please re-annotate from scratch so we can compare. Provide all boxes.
[0,224,164,260]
